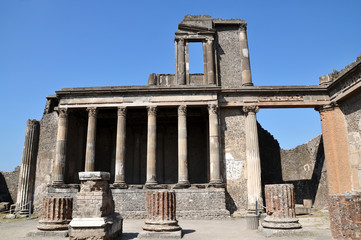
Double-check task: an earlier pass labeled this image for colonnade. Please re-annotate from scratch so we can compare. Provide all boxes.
[52,104,227,187]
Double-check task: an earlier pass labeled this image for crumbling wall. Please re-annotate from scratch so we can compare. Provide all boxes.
[0,166,20,204]
[281,135,328,208]
[257,125,328,209]
[339,92,361,191]
[33,111,58,212]
[220,108,247,215]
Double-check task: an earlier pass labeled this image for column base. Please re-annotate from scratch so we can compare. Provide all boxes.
[242,82,254,87]
[208,181,225,188]
[174,181,190,189]
[112,183,128,189]
[52,180,65,186]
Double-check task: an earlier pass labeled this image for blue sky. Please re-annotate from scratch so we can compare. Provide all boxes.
[0,0,360,171]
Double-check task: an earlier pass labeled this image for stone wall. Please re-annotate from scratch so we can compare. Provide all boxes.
[220,108,247,214]
[111,187,228,219]
[340,92,361,191]
[33,111,58,212]
[257,125,328,209]
[0,166,20,204]
[281,135,328,208]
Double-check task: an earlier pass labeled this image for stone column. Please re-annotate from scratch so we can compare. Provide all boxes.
[176,39,186,85]
[146,106,157,185]
[85,107,98,172]
[38,197,73,231]
[239,24,253,86]
[139,190,181,239]
[243,105,262,212]
[53,108,68,185]
[114,107,127,187]
[206,38,215,85]
[16,119,40,214]
[208,104,222,185]
[177,105,189,187]
[262,184,301,230]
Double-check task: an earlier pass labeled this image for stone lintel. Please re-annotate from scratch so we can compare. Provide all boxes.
[69,214,122,228]
[137,230,182,239]
[78,171,110,181]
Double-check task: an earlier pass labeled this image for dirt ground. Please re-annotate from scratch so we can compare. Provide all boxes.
[0,213,332,240]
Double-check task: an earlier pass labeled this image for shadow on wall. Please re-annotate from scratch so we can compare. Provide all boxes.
[257,123,327,208]
[0,173,13,204]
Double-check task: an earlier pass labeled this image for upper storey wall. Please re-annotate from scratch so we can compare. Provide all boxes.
[149,15,252,88]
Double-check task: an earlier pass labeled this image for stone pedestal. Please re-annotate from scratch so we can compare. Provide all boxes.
[262,184,301,230]
[69,172,123,240]
[38,197,73,230]
[328,191,361,240]
[138,190,182,239]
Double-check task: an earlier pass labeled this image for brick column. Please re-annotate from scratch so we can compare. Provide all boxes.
[208,104,222,185]
[262,184,301,229]
[53,108,68,184]
[177,105,189,187]
[114,107,127,187]
[316,103,352,194]
[146,106,157,185]
[243,105,262,212]
[16,119,40,214]
[85,107,98,172]
[139,190,181,239]
[69,172,123,239]
[239,23,253,86]
[38,197,73,230]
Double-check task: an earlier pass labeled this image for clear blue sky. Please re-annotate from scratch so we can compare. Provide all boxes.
[0,0,360,171]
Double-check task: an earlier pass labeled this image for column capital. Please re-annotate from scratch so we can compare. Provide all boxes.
[87,107,98,117]
[208,104,218,115]
[117,106,127,117]
[178,105,187,116]
[242,105,259,114]
[147,106,157,116]
[205,37,214,43]
[315,102,339,113]
[57,108,68,118]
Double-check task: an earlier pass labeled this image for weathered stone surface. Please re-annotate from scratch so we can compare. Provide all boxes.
[0,166,20,204]
[328,191,361,240]
[262,184,301,230]
[38,197,73,231]
[69,171,122,240]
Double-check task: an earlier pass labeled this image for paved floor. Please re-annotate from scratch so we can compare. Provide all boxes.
[0,216,332,239]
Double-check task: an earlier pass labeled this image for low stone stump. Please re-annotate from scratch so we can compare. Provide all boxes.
[69,172,123,240]
[328,191,361,240]
[261,184,301,236]
[138,190,182,239]
[38,197,73,231]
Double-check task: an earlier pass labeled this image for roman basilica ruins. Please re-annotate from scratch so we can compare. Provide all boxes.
[13,15,361,238]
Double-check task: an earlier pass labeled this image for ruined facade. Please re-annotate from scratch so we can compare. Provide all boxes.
[16,15,361,237]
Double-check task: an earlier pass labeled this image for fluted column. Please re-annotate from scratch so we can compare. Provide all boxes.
[208,104,221,185]
[38,197,73,230]
[53,108,68,185]
[206,38,215,85]
[114,107,127,186]
[85,107,98,172]
[239,24,253,86]
[243,105,262,212]
[146,106,157,185]
[16,119,40,214]
[177,105,189,187]
[176,39,186,85]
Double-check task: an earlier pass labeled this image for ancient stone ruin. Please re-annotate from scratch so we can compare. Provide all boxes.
[10,15,361,239]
